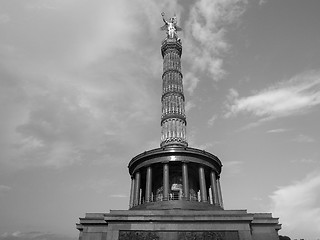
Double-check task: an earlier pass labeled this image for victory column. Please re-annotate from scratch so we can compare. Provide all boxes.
[76,13,281,240]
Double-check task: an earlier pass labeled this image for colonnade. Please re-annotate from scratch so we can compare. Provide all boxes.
[129,162,223,209]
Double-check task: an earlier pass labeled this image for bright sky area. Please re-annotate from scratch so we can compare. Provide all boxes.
[0,0,320,239]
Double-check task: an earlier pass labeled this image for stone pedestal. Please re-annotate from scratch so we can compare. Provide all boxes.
[77,209,281,240]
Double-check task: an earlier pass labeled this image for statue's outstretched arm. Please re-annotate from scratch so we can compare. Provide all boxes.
[162,17,168,24]
[161,12,168,24]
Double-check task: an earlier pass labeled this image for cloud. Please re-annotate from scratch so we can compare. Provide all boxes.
[0,0,168,170]
[0,185,11,193]
[0,0,249,170]
[183,0,247,91]
[291,134,315,143]
[76,178,114,194]
[258,0,267,6]
[253,196,263,201]
[185,101,196,113]
[110,194,127,198]
[0,14,10,24]
[223,161,244,176]
[0,231,76,240]
[225,71,320,123]
[208,114,218,126]
[267,128,289,133]
[290,158,317,164]
[269,171,320,239]
[184,72,200,95]
[192,142,215,151]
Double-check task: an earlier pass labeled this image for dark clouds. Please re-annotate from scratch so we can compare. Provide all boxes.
[0,0,246,170]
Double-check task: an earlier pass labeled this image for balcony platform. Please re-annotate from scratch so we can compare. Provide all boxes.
[130,199,223,210]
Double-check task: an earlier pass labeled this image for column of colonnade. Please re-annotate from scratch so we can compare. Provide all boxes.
[199,166,208,202]
[182,162,189,200]
[210,171,219,205]
[217,177,224,208]
[129,163,223,208]
[129,177,135,207]
[163,163,169,201]
[134,171,140,206]
[145,166,152,202]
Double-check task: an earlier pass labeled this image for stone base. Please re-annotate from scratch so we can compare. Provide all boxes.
[77,209,281,240]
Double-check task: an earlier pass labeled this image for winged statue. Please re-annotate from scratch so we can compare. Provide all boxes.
[160,12,182,40]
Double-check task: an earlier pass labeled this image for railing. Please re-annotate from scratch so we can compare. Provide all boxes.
[131,192,210,208]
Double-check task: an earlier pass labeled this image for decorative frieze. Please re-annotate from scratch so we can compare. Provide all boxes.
[118,231,239,240]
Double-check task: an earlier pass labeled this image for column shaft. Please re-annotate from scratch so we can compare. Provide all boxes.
[217,177,224,208]
[198,166,208,202]
[163,163,169,201]
[129,177,135,208]
[145,166,152,202]
[134,171,141,206]
[182,163,189,200]
[210,171,219,205]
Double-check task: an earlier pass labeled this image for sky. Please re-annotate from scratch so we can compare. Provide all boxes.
[0,0,320,239]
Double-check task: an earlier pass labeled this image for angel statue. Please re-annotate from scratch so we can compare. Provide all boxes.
[160,12,182,40]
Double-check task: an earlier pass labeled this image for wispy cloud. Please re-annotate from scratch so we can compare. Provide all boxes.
[269,171,320,239]
[185,101,196,113]
[225,71,320,123]
[110,194,127,198]
[208,114,218,127]
[259,0,267,6]
[0,185,11,192]
[0,0,249,170]
[183,0,247,92]
[0,0,165,170]
[0,14,10,24]
[267,128,289,133]
[184,72,200,95]
[223,161,244,176]
[290,158,317,164]
[191,142,215,151]
[291,134,315,143]
[77,178,114,194]
[0,231,76,240]
[253,196,263,201]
